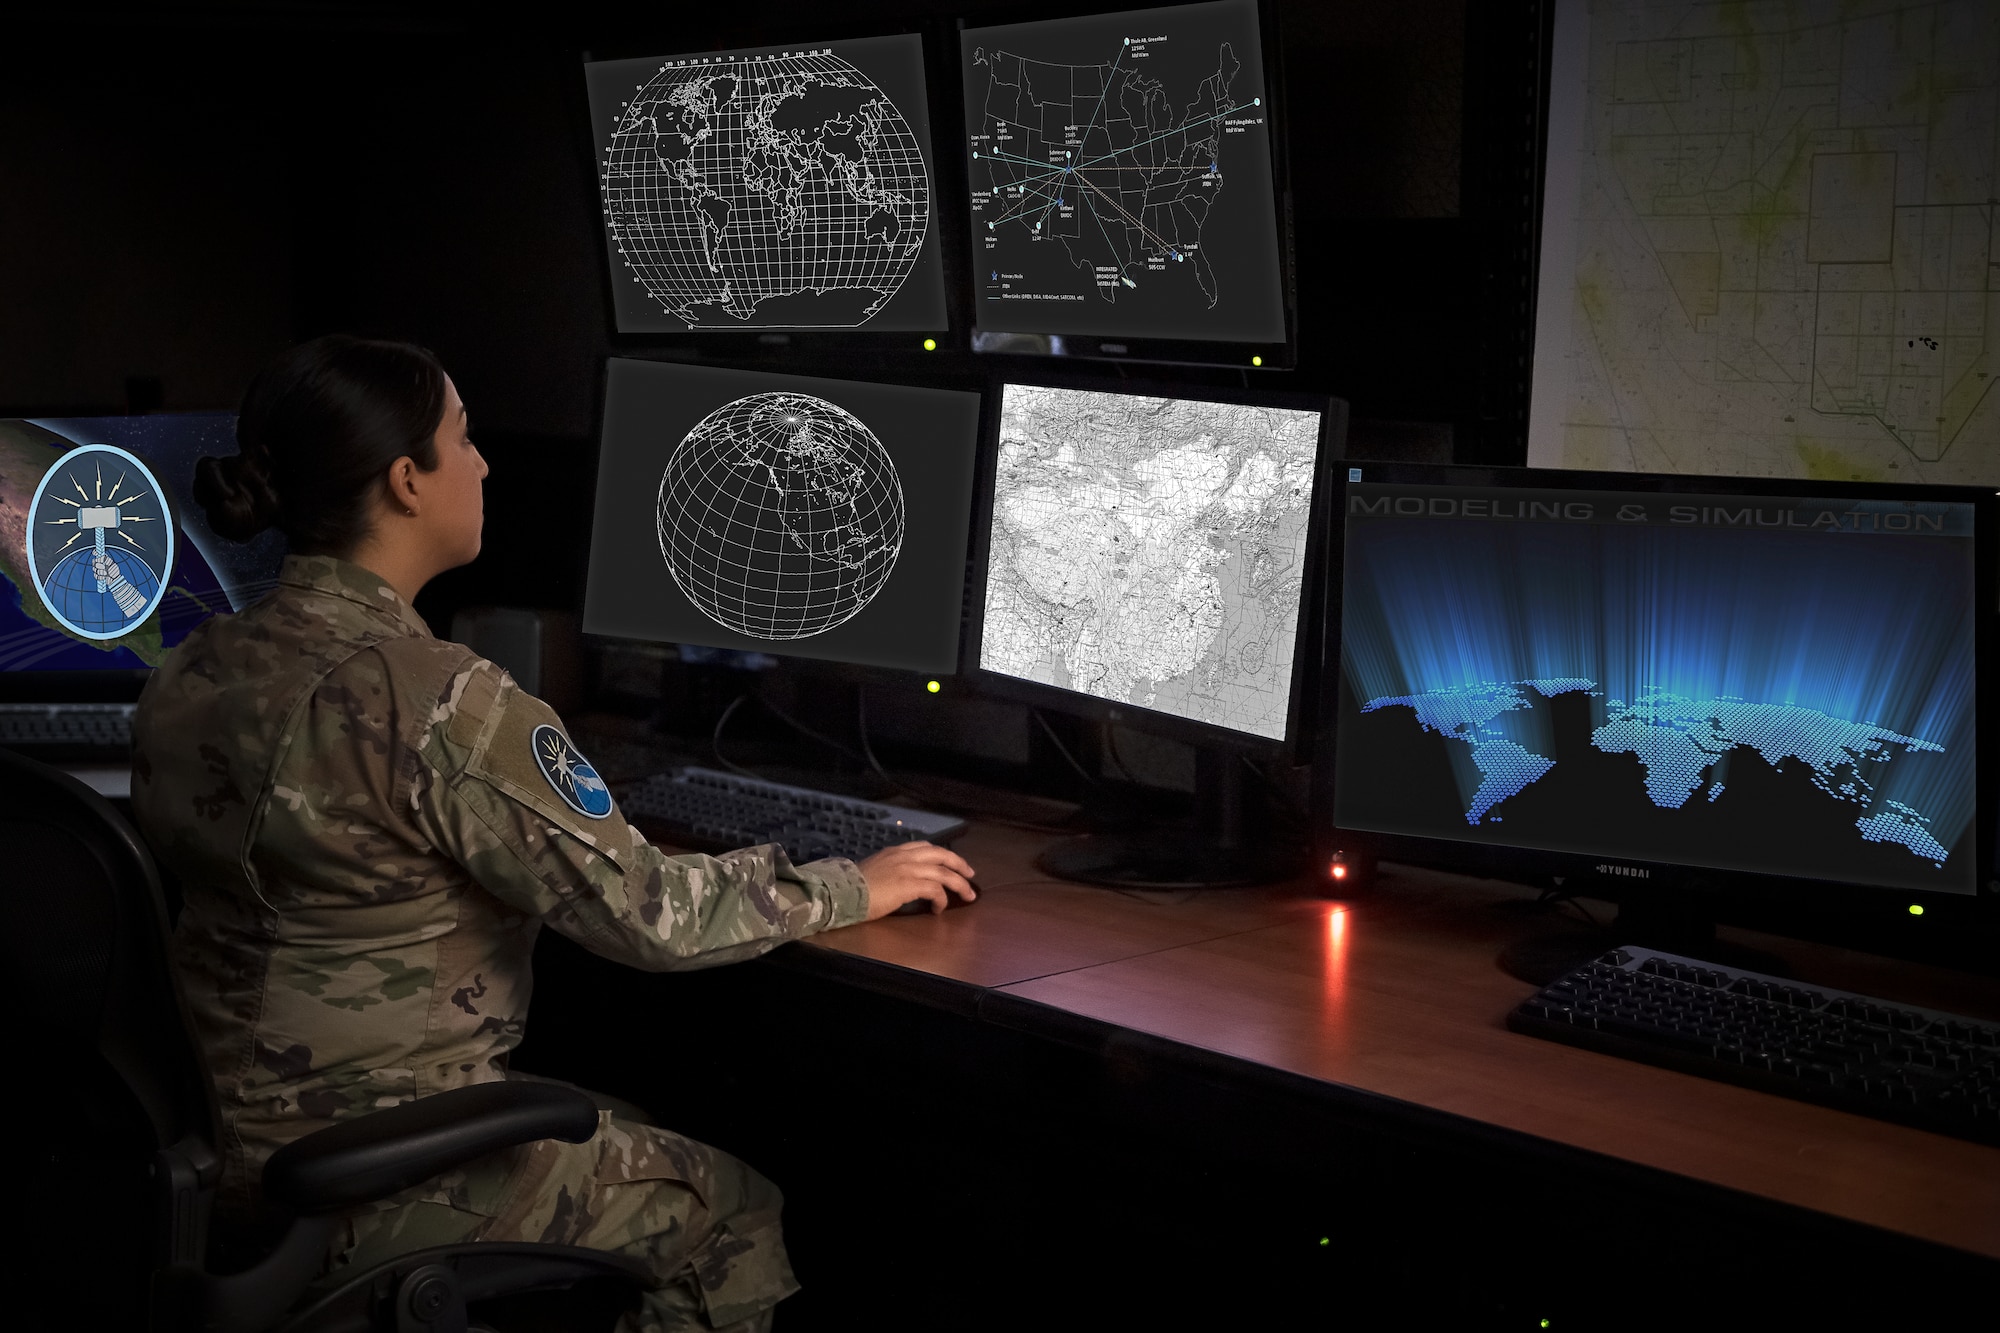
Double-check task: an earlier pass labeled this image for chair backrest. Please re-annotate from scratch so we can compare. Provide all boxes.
[0,747,221,1158]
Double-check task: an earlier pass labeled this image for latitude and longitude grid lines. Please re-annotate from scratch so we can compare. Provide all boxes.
[658,396,905,641]
[603,50,931,329]
[972,39,1255,289]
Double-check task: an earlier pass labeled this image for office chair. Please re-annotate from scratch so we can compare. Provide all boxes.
[0,746,651,1333]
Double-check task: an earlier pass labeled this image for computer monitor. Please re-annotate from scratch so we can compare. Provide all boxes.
[965,377,1344,885]
[1317,463,1996,967]
[0,413,285,694]
[960,0,1294,367]
[581,358,982,677]
[583,33,948,338]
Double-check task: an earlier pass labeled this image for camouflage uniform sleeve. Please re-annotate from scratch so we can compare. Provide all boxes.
[412,656,869,970]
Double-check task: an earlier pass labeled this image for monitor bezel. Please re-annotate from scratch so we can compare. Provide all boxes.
[580,353,989,687]
[1312,461,1999,929]
[955,0,1299,370]
[579,23,962,354]
[962,369,1347,759]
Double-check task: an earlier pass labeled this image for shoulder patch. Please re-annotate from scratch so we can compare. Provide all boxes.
[531,724,614,820]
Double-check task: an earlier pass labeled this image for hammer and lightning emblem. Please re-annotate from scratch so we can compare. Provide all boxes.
[25,443,175,641]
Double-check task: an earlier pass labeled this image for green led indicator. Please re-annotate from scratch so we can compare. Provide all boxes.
[1318,1236,1330,1246]
[1909,904,1925,916]
[925,680,941,694]
[922,338,937,351]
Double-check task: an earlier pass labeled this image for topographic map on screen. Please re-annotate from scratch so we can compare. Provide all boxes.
[1528,0,2000,484]
[979,385,1319,741]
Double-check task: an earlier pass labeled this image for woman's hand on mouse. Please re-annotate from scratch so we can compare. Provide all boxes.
[858,841,978,919]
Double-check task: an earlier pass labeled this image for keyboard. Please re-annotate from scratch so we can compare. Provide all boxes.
[617,766,967,865]
[1508,946,2000,1146]
[0,702,136,755]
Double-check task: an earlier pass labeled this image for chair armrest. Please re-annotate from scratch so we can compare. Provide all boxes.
[263,1081,599,1216]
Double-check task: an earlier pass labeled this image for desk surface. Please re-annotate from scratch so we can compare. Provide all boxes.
[805,822,2000,1261]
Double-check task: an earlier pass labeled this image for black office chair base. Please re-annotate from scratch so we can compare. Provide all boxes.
[1036,831,1303,890]
[274,1243,654,1333]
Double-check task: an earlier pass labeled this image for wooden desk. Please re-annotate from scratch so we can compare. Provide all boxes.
[805,820,1325,987]
[800,826,2000,1262]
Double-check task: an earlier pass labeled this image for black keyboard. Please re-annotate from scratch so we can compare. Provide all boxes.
[0,702,136,755]
[1509,946,2000,1145]
[617,766,967,865]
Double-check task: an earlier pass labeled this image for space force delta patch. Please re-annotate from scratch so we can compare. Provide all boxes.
[532,724,614,819]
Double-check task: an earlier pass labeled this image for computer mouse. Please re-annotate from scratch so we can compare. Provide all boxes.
[890,886,979,916]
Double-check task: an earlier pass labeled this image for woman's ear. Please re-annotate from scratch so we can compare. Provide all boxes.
[384,455,421,517]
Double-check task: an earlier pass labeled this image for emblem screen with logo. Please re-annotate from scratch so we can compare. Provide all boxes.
[1329,472,1984,898]
[0,415,285,674]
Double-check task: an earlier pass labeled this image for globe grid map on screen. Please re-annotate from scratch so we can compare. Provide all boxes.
[980,385,1320,741]
[962,0,1287,344]
[588,35,944,332]
[585,359,979,676]
[656,392,905,641]
[1332,482,1979,895]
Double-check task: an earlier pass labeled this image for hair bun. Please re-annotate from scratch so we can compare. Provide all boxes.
[194,450,282,542]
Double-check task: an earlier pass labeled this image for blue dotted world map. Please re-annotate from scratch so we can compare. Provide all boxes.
[1361,681,1950,866]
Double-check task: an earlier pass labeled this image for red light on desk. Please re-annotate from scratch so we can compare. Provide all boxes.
[1323,850,1373,893]
[1321,905,1350,1032]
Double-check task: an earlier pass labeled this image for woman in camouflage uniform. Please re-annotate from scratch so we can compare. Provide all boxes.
[132,335,976,1332]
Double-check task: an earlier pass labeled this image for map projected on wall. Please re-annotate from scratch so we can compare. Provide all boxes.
[1332,481,1979,895]
[1528,0,2000,484]
[961,0,1287,344]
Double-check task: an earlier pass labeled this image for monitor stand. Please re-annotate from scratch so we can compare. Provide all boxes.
[1036,749,1303,889]
[1497,886,1792,987]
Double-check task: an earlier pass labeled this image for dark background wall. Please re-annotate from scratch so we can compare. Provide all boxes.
[1,0,1547,777]
[1,0,1537,434]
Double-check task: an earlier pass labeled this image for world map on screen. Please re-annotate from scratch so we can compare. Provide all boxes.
[1363,680,1952,865]
[599,49,931,329]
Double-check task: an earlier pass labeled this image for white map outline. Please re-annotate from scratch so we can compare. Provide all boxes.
[601,48,931,330]
[979,385,1319,740]
[656,392,905,641]
[966,32,1260,308]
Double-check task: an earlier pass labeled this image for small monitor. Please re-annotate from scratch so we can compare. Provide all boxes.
[960,0,1293,365]
[583,34,948,335]
[0,413,284,687]
[969,379,1339,749]
[1324,466,1993,909]
[582,358,981,675]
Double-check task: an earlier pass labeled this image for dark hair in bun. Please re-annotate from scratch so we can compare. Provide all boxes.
[194,334,447,555]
